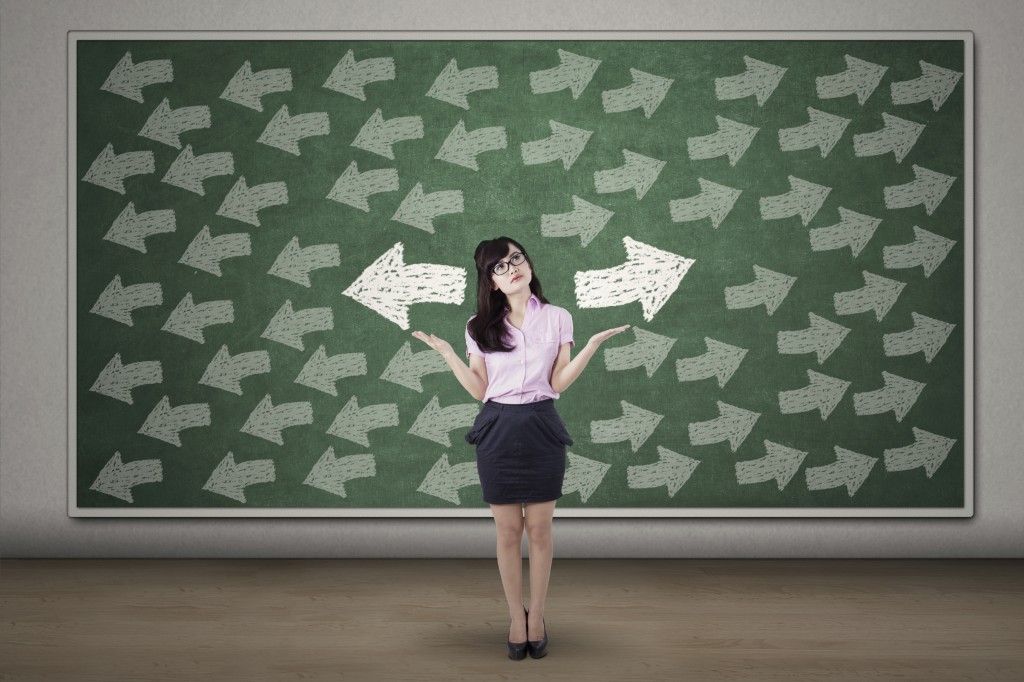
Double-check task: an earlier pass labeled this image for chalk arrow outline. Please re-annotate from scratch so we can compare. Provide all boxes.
[220,60,292,112]
[815,54,888,105]
[101,52,173,103]
[529,49,601,99]
[90,353,163,405]
[574,236,694,322]
[735,440,808,491]
[304,448,376,498]
[90,452,163,503]
[806,447,877,497]
[540,195,614,248]
[323,49,395,101]
[343,242,467,330]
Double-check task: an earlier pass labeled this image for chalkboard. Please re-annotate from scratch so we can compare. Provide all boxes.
[69,32,972,517]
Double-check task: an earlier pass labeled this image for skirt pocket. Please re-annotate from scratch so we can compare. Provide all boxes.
[536,410,574,447]
[465,410,499,445]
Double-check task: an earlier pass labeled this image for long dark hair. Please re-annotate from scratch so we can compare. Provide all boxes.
[468,237,549,353]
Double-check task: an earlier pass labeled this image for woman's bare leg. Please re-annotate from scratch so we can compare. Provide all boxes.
[523,499,556,639]
[490,502,526,641]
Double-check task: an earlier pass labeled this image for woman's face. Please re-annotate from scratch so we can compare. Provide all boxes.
[490,242,532,295]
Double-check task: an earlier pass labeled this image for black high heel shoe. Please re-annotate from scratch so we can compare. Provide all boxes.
[527,613,548,659]
[507,607,527,660]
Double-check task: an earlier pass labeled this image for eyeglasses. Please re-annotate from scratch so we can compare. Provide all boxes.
[491,252,526,276]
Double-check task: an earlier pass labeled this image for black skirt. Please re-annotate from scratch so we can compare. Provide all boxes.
[464,398,574,505]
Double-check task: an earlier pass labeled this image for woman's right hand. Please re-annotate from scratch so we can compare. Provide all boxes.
[411,331,455,360]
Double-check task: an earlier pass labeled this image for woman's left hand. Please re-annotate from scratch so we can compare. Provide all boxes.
[587,324,631,349]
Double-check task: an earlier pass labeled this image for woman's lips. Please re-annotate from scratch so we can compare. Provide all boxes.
[511,275,522,283]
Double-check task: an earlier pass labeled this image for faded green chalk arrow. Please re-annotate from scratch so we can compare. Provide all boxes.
[809,207,882,258]
[778,369,851,420]
[675,337,748,388]
[203,452,275,503]
[853,371,925,422]
[883,427,957,478]
[90,274,162,327]
[391,182,464,233]
[833,271,905,321]
[562,452,611,504]
[82,144,155,195]
[241,394,313,445]
[594,149,665,199]
[427,58,498,109]
[815,54,888,105]
[435,120,507,171]
[90,452,163,503]
[688,401,760,452]
[540,195,613,248]
[805,447,877,497]
[139,98,210,149]
[778,107,851,157]
[90,353,162,405]
[101,52,172,103]
[258,104,330,156]
[161,292,234,344]
[604,326,676,378]
[408,395,479,447]
[260,299,334,351]
[891,61,963,111]
[216,176,288,226]
[883,312,955,363]
[601,67,673,118]
[590,400,663,453]
[735,440,808,491]
[759,176,831,226]
[529,49,601,99]
[103,202,175,253]
[687,116,759,166]
[178,225,251,276]
[199,345,271,396]
[352,109,424,160]
[323,50,395,101]
[626,446,699,498]
[327,396,400,447]
[327,160,399,212]
[776,313,851,364]
[268,236,340,288]
[417,453,479,505]
[883,165,956,215]
[161,144,234,196]
[304,449,376,498]
[715,56,787,106]
[724,265,796,316]
[669,178,742,228]
[521,120,593,170]
[294,346,367,396]
[853,113,925,163]
[220,60,292,112]
[882,225,956,277]
[380,341,450,393]
[138,396,210,447]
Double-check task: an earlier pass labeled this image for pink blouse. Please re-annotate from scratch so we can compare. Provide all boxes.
[465,294,575,404]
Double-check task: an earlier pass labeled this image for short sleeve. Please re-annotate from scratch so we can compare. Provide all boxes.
[465,319,482,359]
[559,308,575,348]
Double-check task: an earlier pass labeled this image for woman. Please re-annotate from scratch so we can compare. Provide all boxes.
[412,236,628,660]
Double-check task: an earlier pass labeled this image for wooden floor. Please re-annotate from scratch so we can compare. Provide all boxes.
[1,559,1021,681]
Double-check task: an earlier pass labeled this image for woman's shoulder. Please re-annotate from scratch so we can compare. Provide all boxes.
[540,301,572,318]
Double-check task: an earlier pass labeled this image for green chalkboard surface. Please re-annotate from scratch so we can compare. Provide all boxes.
[70,33,971,516]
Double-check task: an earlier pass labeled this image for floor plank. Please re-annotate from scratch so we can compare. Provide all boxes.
[1,559,1021,681]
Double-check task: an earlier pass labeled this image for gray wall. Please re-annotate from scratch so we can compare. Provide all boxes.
[2,0,1021,558]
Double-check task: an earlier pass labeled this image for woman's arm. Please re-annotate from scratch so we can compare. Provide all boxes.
[411,331,488,401]
[550,324,630,394]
